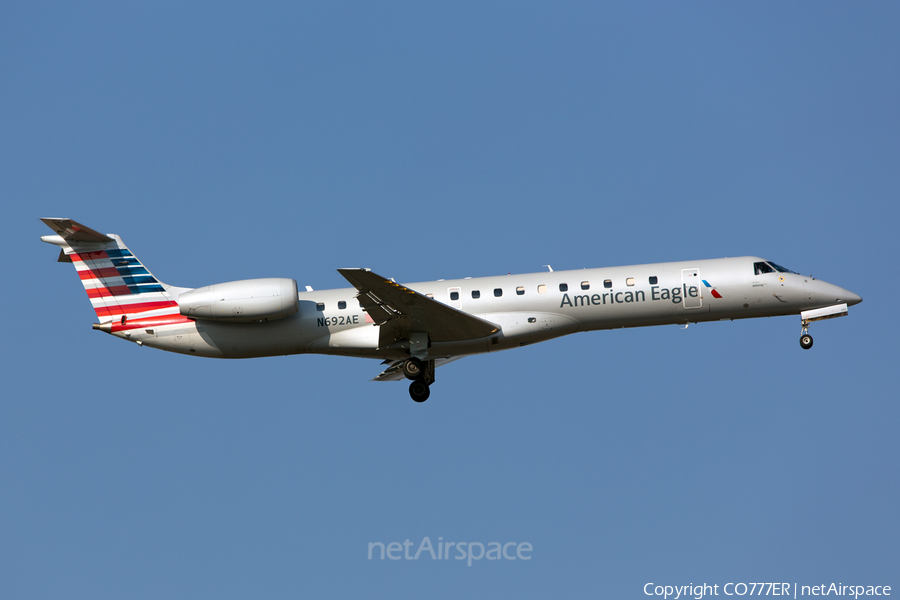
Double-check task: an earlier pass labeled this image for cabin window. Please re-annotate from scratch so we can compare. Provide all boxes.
[450,291,459,301]
[754,261,775,275]
[649,276,658,285]
[316,302,325,311]
[516,286,525,295]
[538,285,547,294]
[581,281,590,290]
[472,290,481,299]
[626,278,635,287]
[494,288,502,297]
[338,301,347,309]
[604,280,612,289]
[559,283,568,292]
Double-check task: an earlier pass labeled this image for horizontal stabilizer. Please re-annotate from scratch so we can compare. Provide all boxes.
[40,218,113,244]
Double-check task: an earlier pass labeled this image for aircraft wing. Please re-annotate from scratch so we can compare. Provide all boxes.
[372,356,467,382]
[337,268,500,343]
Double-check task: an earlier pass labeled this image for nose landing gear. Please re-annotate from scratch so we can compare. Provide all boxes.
[404,358,435,402]
[798,303,852,350]
[800,333,813,350]
[800,319,813,350]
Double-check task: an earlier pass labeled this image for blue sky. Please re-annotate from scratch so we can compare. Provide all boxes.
[2,3,897,598]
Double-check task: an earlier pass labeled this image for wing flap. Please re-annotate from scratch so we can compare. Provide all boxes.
[338,268,500,343]
[372,356,467,381]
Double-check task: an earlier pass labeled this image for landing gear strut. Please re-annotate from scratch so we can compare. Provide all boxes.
[800,319,814,350]
[403,357,435,402]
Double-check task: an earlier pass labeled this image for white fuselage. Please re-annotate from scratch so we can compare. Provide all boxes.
[126,257,860,361]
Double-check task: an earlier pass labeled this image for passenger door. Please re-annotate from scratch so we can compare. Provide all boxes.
[681,268,702,309]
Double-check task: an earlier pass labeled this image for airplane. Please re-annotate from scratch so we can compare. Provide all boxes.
[40,218,862,402]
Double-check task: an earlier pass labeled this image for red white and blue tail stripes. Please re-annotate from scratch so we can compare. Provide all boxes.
[42,219,193,332]
[69,237,181,322]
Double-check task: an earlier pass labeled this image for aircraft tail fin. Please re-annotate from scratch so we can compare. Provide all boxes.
[40,218,182,323]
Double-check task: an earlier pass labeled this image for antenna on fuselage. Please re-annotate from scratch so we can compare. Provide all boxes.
[543,265,553,272]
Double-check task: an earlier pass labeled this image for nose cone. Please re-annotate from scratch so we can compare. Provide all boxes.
[815,280,862,306]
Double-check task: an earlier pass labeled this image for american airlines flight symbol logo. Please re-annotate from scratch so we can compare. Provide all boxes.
[702,280,723,299]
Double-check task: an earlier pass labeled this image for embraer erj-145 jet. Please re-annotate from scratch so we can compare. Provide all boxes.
[41,218,862,402]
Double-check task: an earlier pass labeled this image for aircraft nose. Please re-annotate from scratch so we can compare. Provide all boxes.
[815,280,862,306]
[845,290,863,306]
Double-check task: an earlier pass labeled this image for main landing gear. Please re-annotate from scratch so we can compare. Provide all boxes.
[402,357,423,380]
[409,379,430,403]
[800,319,814,350]
[404,357,434,403]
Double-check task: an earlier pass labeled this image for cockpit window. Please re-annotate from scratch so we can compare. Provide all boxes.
[768,262,799,275]
[755,261,799,276]
[754,262,775,275]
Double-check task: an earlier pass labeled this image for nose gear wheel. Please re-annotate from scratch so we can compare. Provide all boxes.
[799,319,814,350]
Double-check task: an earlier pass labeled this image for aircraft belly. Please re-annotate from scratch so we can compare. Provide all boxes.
[483,312,579,351]
[425,313,580,357]
[430,338,491,357]
[308,324,380,356]
[144,314,320,359]
[572,297,678,331]
[142,323,226,358]
[674,303,712,321]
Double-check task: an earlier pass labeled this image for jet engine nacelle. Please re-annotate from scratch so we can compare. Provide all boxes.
[178,278,299,322]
